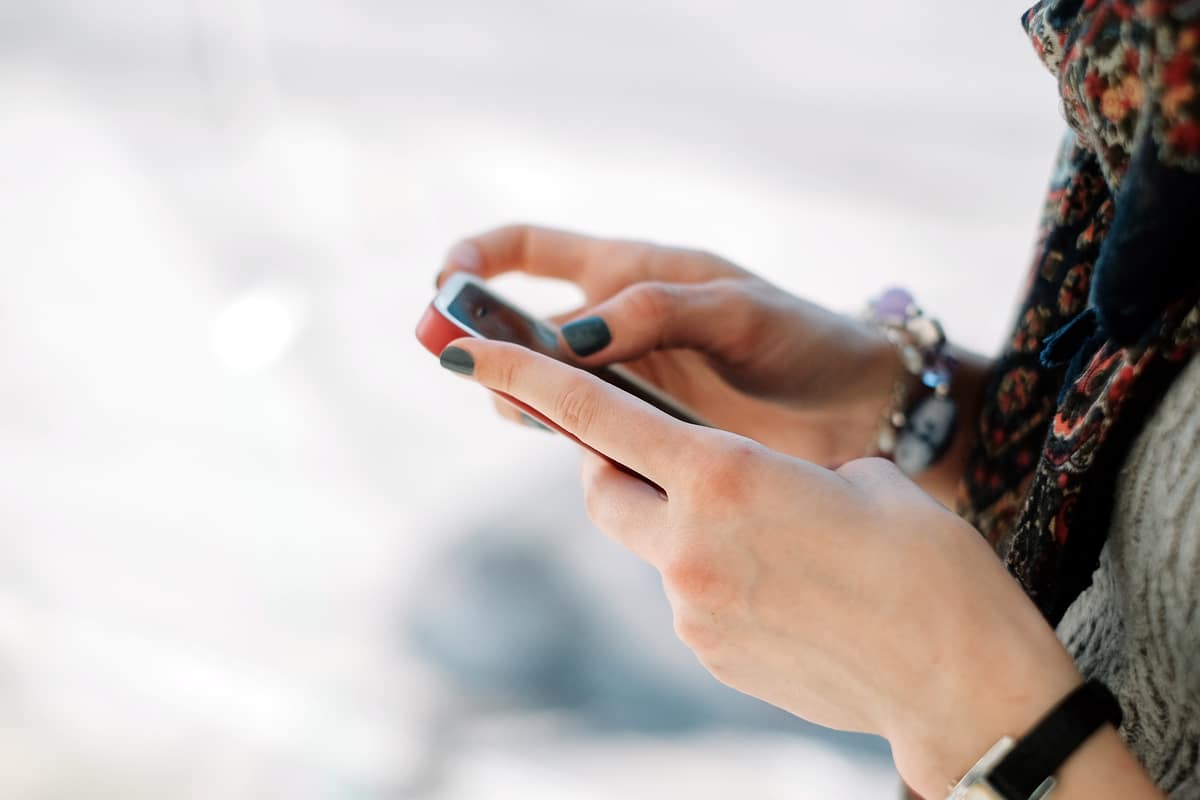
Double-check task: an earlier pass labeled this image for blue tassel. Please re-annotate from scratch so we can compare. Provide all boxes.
[1041,308,1107,404]
[1040,308,1098,369]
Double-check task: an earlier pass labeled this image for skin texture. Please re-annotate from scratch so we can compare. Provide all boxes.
[436,225,1164,799]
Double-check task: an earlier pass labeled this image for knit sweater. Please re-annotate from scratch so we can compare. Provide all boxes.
[1055,354,1200,798]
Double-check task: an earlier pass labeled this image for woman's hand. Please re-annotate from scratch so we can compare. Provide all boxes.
[437,225,902,468]
[437,225,990,502]
[435,337,1162,800]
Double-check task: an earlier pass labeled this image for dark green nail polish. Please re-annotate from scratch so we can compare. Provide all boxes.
[561,316,612,357]
[520,413,552,432]
[439,346,475,375]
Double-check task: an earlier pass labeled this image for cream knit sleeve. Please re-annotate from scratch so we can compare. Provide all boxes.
[1056,354,1200,797]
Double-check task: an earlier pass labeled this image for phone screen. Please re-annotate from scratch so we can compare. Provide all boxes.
[445,281,704,425]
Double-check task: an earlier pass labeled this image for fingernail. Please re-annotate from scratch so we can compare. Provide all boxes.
[446,241,482,273]
[439,346,475,376]
[561,316,612,357]
[520,413,552,432]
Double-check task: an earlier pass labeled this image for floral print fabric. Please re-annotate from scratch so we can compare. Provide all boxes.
[1024,0,1200,185]
[958,0,1200,624]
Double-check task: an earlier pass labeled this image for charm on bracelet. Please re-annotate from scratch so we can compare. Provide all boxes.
[864,288,959,476]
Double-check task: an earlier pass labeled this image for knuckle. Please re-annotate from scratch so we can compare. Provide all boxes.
[711,277,752,308]
[836,456,902,487]
[677,246,722,270]
[494,222,534,266]
[685,246,745,278]
[645,244,743,283]
[662,551,733,609]
[496,221,532,242]
[626,282,678,325]
[587,239,642,285]
[709,280,765,363]
[553,378,600,439]
[685,437,761,505]
[834,456,911,511]
[494,354,520,395]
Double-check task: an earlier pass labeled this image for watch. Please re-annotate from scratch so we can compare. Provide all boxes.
[947,737,1053,800]
[944,680,1123,800]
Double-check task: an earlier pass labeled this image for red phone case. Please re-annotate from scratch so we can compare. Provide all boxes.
[416,298,665,494]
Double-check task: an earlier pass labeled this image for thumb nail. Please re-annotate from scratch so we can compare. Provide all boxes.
[561,316,612,357]
[439,346,475,376]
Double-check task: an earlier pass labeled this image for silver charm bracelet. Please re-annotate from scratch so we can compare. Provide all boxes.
[863,288,959,476]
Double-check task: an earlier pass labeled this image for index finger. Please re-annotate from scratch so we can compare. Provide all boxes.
[438,224,742,290]
[440,337,705,490]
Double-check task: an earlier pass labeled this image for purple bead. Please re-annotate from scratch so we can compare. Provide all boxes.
[873,287,913,325]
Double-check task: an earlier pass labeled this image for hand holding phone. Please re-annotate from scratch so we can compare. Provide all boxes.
[417,273,708,472]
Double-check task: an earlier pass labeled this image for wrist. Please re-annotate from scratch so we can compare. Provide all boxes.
[796,318,911,464]
[860,335,991,507]
[887,640,1083,799]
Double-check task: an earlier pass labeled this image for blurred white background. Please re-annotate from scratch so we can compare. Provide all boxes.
[0,0,1064,797]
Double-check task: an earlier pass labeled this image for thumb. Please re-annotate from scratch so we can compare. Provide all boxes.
[559,279,757,365]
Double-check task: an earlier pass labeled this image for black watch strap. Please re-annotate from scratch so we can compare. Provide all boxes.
[988,679,1124,800]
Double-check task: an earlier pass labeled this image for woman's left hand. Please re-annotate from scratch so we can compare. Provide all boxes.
[437,337,1083,799]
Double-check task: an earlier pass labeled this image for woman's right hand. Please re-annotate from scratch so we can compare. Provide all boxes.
[437,225,905,470]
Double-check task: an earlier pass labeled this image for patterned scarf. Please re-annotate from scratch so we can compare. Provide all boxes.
[958,0,1200,625]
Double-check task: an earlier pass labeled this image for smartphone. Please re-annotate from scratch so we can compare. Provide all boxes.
[416,272,708,463]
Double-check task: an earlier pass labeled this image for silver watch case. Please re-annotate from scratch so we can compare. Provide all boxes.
[945,736,1057,800]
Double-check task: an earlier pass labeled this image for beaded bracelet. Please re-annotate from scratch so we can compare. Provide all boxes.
[864,288,959,476]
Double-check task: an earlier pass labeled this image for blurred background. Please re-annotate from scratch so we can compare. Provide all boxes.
[0,0,1065,797]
